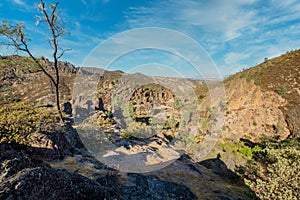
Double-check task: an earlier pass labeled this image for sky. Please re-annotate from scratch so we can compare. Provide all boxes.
[1,0,300,79]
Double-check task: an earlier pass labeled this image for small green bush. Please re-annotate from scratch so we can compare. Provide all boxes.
[239,145,262,160]
[240,73,248,79]
[275,85,288,96]
[120,131,132,139]
[198,94,206,100]
[220,141,262,160]
[0,103,57,144]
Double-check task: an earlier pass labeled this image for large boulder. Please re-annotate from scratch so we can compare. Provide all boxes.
[0,144,107,200]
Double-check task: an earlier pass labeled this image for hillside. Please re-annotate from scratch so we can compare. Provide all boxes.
[0,55,76,106]
[226,49,300,112]
[224,49,300,138]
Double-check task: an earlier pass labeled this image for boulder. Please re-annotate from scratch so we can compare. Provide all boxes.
[0,144,108,200]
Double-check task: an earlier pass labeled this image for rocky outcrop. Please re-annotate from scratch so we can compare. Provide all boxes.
[96,70,124,112]
[0,142,200,200]
[286,105,300,137]
[11,124,85,161]
[119,173,198,200]
[129,83,177,122]
[149,155,252,200]
[0,144,108,200]
[223,78,290,142]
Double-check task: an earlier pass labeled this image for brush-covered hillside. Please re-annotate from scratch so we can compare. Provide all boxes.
[227,50,300,111]
[224,49,300,138]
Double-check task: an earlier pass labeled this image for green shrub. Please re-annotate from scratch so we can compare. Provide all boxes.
[220,141,262,160]
[126,102,136,119]
[120,131,132,139]
[198,94,206,100]
[275,85,288,96]
[240,73,248,79]
[173,98,182,110]
[238,145,262,160]
[0,103,57,144]
[167,115,176,130]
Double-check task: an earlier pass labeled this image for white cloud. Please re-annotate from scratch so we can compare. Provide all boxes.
[10,0,34,12]
[12,0,25,6]
[224,52,250,66]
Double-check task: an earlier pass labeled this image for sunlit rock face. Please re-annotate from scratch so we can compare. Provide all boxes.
[223,78,289,142]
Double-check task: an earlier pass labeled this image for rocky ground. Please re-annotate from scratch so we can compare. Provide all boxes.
[0,124,250,199]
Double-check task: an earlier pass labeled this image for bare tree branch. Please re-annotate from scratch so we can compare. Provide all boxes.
[57,48,72,60]
[0,0,71,123]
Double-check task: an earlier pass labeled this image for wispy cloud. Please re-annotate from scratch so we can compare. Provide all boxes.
[12,0,25,6]
[224,52,250,66]
[9,0,34,12]
[125,0,257,41]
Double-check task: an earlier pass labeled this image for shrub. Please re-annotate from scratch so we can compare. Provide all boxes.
[120,131,132,139]
[220,141,262,160]
[275,85,288,96]
[0,103,57,144]
[173,98,182,110]
[167,115,176,130]
[238,145,262,160]
[240,73,248,79]
[198,94,206,100]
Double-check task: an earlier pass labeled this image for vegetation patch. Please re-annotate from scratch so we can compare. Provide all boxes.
[120,131,132,139]
[275,85,288,96]
[0,103,57,145]
[220,141,262,160]
[238,138,300,200]
[198,94,206,100]
[0,56,40,76]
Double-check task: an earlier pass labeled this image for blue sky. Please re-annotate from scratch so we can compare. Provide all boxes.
[1,0,300,78]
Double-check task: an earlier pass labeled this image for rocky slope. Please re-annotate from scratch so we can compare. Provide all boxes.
[0,55,76,106]
[0,123,249,199]
[225,50,300,137]
[224,78,289,142]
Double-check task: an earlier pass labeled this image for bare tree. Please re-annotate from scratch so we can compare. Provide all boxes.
[0,0,71,123]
